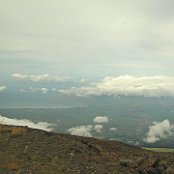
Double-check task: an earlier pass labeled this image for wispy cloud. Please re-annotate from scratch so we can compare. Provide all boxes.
[110,127,117,131]
[0,115,56,132]
[144,119,174,143]
[29,87,48,94]
[12,73,73,82]
[41,88,48,94]
[59,75,174,97]
[0,86,6,92]
[93,124,103,133]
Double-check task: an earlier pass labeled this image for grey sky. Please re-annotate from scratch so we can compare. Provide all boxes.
[1,0,174,79]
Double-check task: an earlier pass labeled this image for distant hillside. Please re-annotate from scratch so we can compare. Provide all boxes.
[0,125,174,174]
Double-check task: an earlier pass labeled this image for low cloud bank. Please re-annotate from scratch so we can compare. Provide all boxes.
[67,116,112,137]
[0,115,56,132]
[0,86,6,92]
[67,125,93,137]
[144,119,174,143]
[59,75,174,97]
[67,124,104,137]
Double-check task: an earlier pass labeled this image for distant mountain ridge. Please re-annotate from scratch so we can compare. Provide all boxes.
[0,124,174,174]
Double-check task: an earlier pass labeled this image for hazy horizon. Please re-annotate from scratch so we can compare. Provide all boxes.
[1,1,174,147]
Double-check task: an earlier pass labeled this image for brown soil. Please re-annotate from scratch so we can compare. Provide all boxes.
[0,124,174,174]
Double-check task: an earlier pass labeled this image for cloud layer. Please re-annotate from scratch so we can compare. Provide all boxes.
[60,75,174,97]
[0,115,56,132]
[1,1,174,78]
[144,119,174,143]
[0,86,7,92]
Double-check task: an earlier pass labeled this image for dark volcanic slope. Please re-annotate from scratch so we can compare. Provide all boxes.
[0,125,174,174]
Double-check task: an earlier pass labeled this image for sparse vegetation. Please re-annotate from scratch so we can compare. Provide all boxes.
[143,147,174,153]
[0,125,174,174]
[0,124,11,133]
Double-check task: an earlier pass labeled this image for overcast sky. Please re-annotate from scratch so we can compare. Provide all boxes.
[1,0,174,80]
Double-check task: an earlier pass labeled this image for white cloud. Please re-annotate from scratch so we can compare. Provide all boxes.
[52,88,57,91]
[68,116,110,137]
[144,119,174,143]
[67,125,93,137]
[41,88,48,94]
[110,127,117,131]
[12,73,73,82]
[93,116,109,123]
[0,86,7,92]
[93,124,103,133]
[60,75,174,97]
[0,115,56,132]
[19,89,25,92]
[29,87,36,92]
[29,87,48,94]
[67,122,105,137]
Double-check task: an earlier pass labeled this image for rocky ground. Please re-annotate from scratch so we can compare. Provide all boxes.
[0,125,174,174]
